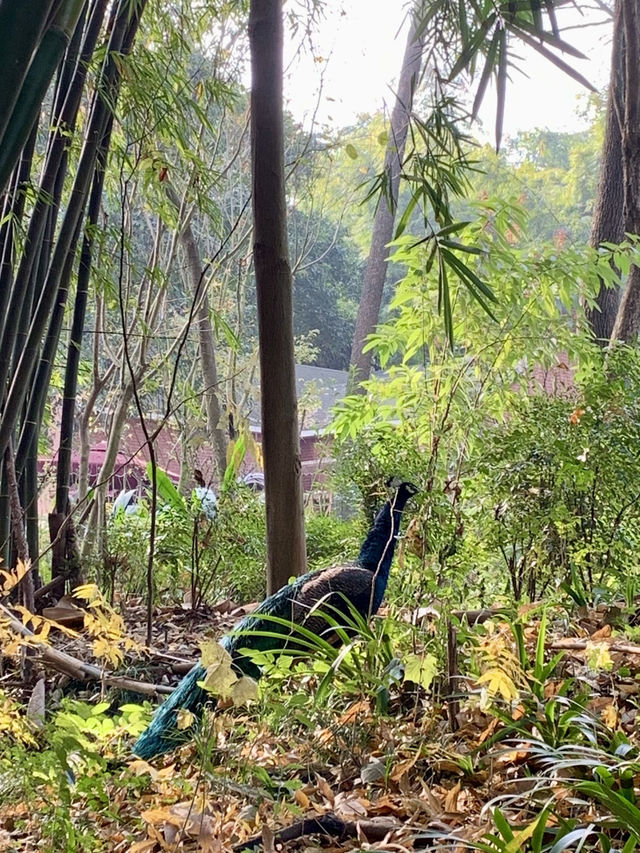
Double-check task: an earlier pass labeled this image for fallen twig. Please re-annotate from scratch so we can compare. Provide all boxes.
[550,637,640,655]
[234,813,402,851]
[0,603,172,697]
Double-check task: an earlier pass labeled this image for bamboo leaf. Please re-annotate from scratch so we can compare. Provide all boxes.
[510,18,589,59]
[441,247,497,303]
[448,13,497,81]
[509,25,596,92]
[495,28,507,151]
[472,28,502,120]
[394,191,419,239]
[438,251,454,346]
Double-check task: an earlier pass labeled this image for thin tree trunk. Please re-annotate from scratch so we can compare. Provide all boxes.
[5,441,34,612]
[80,382,135,559]
[56,128,111,517]
[167,185,227,477]
[611,1,640,343]
[250,0,307,594]
[0,0,146,460]
[348,6,424,389]
[0,123,39,345]
[23,433,41,589]
[585,1,624,344]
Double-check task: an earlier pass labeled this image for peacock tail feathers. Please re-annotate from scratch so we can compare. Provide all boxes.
[133,662,207,760]
[132,479,418,760]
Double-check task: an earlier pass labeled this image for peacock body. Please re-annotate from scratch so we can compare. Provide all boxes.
[133,480,417,760]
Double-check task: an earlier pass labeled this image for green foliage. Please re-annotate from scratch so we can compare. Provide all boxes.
[289,208,363,370]
[0,697,149,851]
[333,198,640,608]
[304,513,362,570]
[108,471,365,606]
[238,604,435,723]
[468,118,602,246]
[108,480,268,605]
[474,347,640,602]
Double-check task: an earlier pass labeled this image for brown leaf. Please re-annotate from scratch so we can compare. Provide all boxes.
[294,789,311,810]
[443,782,461,814]
[315,774,335,806]
[127,840,158,852]
[261,824,275,853]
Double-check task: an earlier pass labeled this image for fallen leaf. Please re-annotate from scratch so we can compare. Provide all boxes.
[200,640,237,697]
[231,675,259,706]
[601,704,618,728]
[127,840,157,852]
[295,788,311,810]
[177,708,196,730]
[443,782,461,814]
[360,758,386,783]
[315,774,335,806]
[261,824,275,853]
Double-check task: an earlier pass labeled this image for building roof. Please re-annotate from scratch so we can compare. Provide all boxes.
[295,364,349,429]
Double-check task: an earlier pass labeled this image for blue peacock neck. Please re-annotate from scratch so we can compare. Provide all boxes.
[357,484,415,612]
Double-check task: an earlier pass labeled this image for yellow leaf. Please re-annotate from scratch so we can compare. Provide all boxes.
[0,560,30,596]
[176,709,196,730]
[404,653,438,690]
[200,640,237,698]
[585,641,613,672]
[73,583,101,602]
[476,668,519,702]
[601,704,618,728]
[505,812,546,853]
[201,639,230,668]
[231,676,259,706]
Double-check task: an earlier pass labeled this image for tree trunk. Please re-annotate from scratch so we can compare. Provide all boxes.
[0,0,107,401]
[611,1,640,343]
[249,0,307,594]
[585,1,624,344]
[0,0,147,460]
[56,129,111,517]
[80,381,135,559]
[348,5,424,389]
[5,441,34,612]
[167,184,228,477]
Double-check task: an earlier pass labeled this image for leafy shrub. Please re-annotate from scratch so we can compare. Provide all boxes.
[304,513,362,569]
[107,475,369,606]
[331,200,640,608]
[471,347,640,602]
[107,480,268,604]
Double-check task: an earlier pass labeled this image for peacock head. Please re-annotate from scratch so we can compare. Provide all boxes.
[386,477,420,498]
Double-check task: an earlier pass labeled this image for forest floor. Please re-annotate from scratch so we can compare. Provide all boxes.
[2,598,640,852]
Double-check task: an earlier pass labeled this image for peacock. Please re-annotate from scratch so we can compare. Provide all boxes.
[133,479,418,760]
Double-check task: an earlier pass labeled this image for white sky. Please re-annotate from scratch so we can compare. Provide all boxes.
[283,1,613,140]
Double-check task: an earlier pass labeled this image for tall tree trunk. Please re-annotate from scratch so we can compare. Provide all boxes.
[611,1,640,343]
[0,0,105,398]
[585,1,624,344]
[56,150,108,518]
[0,0,146,460]
[348,6,424,389]
[80,381,135,559]
[249,0,307,594]
[167,185,227,477]
[5,441,34,612]
[0,0,86,195]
